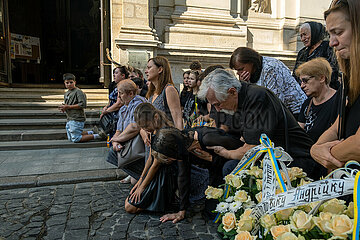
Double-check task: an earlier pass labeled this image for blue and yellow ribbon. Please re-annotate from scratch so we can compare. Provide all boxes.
[353,171,360,240]
[260,135,287,193]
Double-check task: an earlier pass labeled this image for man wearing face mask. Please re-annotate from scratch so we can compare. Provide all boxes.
[198,69,323,180]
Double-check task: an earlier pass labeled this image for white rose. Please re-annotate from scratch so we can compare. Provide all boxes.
[313,212,333,233]
[248,166,263,178]
[275,208,294,221]
[225,174,244,189]
[289,210,314,232]
[260,214,277,229]
[234,231,257,240]
[344,202,354,219]
[270,225,291,238]
[319,198,346,214]
[325,214,353,239]
[205,186,223,199]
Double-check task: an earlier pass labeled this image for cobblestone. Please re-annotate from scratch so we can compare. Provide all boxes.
[0,181,220,239]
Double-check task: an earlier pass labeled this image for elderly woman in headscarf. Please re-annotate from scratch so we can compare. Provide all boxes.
[293,21,340,90]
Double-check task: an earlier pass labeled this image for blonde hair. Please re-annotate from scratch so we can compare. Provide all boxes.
[117,79,137,95]
[295,58,332,85]
[324,0,360,104]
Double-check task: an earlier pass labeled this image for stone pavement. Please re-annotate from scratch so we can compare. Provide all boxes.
[0,181,220,240]
[0,147,124,190]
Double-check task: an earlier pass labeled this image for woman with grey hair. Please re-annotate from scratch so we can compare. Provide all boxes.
[293,21,340,89]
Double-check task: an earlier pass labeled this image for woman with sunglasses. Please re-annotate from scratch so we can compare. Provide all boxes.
[310,0,360,171]
[296,58,339,143]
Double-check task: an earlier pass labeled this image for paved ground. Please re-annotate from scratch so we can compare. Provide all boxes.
[0,147,113,178]
[0,147,220,239]
[0,181,220,240]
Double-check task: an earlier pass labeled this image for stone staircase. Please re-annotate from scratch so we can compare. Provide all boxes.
[0,87,109,150]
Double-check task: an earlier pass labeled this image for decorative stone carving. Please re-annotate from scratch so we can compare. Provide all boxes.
[250,0,271,14]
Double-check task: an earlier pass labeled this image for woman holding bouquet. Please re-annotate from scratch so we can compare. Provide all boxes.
[310,0,360,170]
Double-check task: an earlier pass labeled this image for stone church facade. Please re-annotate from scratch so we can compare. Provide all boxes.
[107,0,332,84]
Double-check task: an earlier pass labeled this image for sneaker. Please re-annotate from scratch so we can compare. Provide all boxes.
[92,125,100,134]
[98,129,107,140]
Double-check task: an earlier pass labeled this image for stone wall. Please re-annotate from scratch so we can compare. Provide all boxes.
[110,0,332,85]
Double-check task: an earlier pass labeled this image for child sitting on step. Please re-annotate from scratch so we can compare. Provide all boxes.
[58,73,106,143]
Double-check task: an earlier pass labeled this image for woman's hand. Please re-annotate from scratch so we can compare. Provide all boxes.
[130,178,142,194]
[160,210,185,223]
[140,129,151,147]
[310,140,343,170]
[239,71,251,82]
[129,185,144,203]
[207,146,231,159]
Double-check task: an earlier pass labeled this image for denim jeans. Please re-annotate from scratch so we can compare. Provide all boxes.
[66,120,85,143]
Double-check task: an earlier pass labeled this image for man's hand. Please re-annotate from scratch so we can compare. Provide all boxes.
[58,104,67,113]
[160,210,185,223]
[207,146,231,159]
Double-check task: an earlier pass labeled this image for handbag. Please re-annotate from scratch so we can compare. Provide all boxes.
[117,134,145,168]
[99,113,117,134]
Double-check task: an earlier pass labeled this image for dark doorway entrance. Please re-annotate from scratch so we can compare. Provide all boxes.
[8,0,101,85]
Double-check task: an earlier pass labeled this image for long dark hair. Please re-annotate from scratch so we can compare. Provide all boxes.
[229,47,263,83]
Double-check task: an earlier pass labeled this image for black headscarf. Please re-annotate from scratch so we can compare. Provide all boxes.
[151,127,193,160]
[306,21,326,46]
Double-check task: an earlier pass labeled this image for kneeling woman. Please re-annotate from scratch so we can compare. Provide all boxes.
[125,103,242,222]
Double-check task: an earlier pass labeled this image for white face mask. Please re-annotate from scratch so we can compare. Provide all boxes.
[220,109,235,115]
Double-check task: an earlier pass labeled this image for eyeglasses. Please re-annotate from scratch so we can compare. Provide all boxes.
[300,76,315,84]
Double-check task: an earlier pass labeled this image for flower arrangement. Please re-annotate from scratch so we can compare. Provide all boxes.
[205,134,359,240]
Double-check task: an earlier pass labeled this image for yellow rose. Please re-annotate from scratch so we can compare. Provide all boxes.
[289,167,306,179]
[236,209,254,232]
[319,198,346,214]
[344,202,354,219]
[270,225,291,238]
[236,218,253,232]
[313,212,333,233]
[260,214,277,229]
[242,208,253,218]
[325,214,353,238]
[255,192,262,203]
[275,208,294,221]
[234,231,257,240]
[205,186,223,199]
[248,166,263,178]
[222,212,237,232]
[225,174,244,189]
[256,179,263,191]
[276,232,300,240]
[234,190,251,203]
[290,210,314,232]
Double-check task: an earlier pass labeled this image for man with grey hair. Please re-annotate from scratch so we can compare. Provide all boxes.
[198,69,325,180]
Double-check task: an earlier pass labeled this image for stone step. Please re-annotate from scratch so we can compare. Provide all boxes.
[0,128,103,141]
[0,139,107,151]
[0,101,108,110]
[0,94,108,102]
[0,110,100,119]
[0,87,109,94]
[0,118,99,130]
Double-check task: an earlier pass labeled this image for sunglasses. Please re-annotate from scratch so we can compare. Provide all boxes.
[300,76,315,84]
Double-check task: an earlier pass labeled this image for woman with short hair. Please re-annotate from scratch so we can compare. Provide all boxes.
[296,57,339,143]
